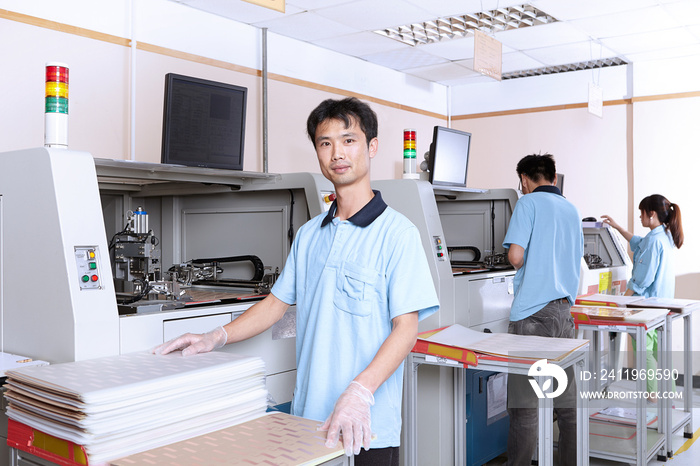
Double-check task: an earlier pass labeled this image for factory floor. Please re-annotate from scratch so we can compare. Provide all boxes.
[484,384,700,466]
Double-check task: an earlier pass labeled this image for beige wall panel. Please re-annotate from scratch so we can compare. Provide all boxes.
[1,18,444,178]
[0,19,129,158]
[265,82,329,176]
[633,97,700,299]
[132,50,262,168]
[634,97,700,374]
[452,105,630,223]
[369,102,445,181]
[266,80,446,180]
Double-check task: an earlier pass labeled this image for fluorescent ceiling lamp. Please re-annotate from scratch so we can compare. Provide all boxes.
[374,4,557,46]
[502,57,628,80]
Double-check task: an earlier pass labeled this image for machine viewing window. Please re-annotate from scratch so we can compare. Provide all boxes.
[161,73,247,170]
[428,126,472,188]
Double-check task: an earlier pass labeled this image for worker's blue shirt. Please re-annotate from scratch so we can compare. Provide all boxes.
[271,191,439,448]
[628,225,675,298]
[502,186,583,321]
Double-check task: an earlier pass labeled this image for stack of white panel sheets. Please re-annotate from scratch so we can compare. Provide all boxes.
[4,351,267,464]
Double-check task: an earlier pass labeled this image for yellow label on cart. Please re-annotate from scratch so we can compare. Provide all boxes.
[599,271,612,293]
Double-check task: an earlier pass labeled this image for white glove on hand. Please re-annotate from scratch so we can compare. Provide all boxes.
[321,381,375,456]
[151,325,227,357]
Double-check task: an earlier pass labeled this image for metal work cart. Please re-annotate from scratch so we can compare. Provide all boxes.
[575,312,669,465]
[403,333,590,466]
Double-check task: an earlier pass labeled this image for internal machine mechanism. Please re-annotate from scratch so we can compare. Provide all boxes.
[583,253,610,269]
[443,200,514,274]
[167,255,277,292]
[110,207,161,304]
[448,246,512,272]
[110,207,279,314]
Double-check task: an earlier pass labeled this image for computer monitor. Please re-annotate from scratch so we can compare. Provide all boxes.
[428,126,472,188]
[556,173,565,195]
[161,73,247,170]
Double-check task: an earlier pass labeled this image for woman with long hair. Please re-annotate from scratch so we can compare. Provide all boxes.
[602,194,683,399]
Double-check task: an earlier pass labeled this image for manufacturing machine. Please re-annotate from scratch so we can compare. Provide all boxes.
[375,180,518,333]
[375,180,517,466]
[0,147,335,412]
[579,220,632,295]
[433,187,516,466]
[1,148,517,466]
[577,220,633,393]
[0,148,120,363]
[109,205,280,314]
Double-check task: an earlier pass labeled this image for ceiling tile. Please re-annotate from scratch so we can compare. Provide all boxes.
[168,0,700,88]
[403,61,480,82]
[452,58,475,70]
[373,34,516,63]
[496,22,591,51]
[662,0,700,26]
[531,0,659,21]
[254,11,358,41]
[624,43,700,62]
[501,51,546,73]
[526,41,619,66]
[312,0,433,31]
[315,31,406,57]
[420,36,476,61]
[287,0,356,9]
[687,24,700,40]
[175,0,302,23]
[401,0,525,18]
[600,27,699,56]
[440,74,498,86]
[571,6,680,40]
[362,47,448,71]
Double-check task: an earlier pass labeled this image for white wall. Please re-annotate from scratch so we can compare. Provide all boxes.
[0,0,133,37]
[451,65,631,115]
[453,104,630,224]
[450,54,700,116]
[632,56,700,97]
[0,17,131,158]
[632,96,700,281]
[0,0,447,116]
[0,0,449,175]
[633,96,700,372]
[458,96,700,374]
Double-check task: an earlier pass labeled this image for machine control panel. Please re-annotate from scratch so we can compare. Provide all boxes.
[75,246,102,290]
[433,236,446,261]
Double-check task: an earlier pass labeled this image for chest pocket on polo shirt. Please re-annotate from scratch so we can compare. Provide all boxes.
[334,261,380,317]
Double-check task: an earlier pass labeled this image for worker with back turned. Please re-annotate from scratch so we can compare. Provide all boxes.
[502,153,584,466]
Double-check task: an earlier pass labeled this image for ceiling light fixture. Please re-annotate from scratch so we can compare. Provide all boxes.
[502,57,628,80]
[374,4,557,46]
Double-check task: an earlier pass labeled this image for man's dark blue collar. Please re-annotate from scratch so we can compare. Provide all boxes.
[321,190,388,227]
[533,185,562,196]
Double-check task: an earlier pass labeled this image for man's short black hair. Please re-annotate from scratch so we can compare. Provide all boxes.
[516,153,556,183]
[306,97,378,147]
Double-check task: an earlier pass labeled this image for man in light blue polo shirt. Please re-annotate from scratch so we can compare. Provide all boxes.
[155,97,439,466]
[502,154,583,466]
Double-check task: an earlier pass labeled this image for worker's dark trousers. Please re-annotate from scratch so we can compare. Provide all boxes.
[506,299,578,466]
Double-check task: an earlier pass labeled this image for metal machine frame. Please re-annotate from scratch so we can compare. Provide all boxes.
[374,180,518,466]
[0,148,334,409]
[1,149,519,466]
[579,221,632,296]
